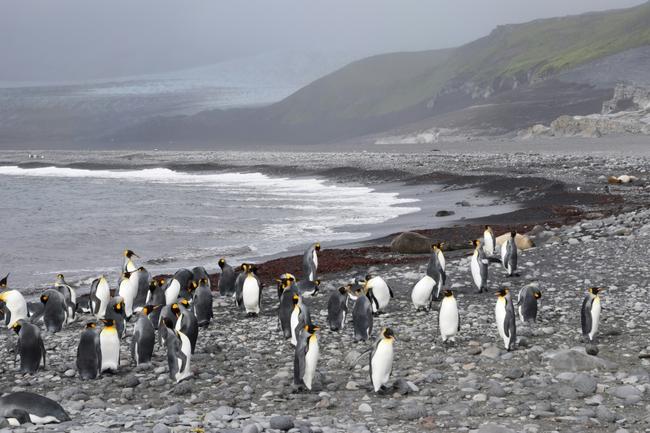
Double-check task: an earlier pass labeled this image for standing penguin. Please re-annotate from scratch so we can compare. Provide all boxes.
[302,243,321,282]
[352,288,377,341]
[290,294,313,346]
[218,258,236,297]
[104,297,126,338]
[191,267,210,289]
[327,286,349,331]
[581,287,603,343]
[76,322,102,380]
[0,289,28,328]
[278,277,299,338]
[294,324,320,391]
[370,327,395,393]
[364,274,394,314]
[173,299,199,354]
[54,274,76,324]
[411,275,436,311]
[99,319,120,373]
[518,286,542,323]
[234,263,249,308]
[426,243,447,300]
[192,278,213,327]
[501,231,519,277]
[470,239,498,293]
[131,305,157,365]
[494,288,516,351]
[132,267,151,311]
[163,324,192,383]
[118,271,138,319]
[89,275,111,319]
[240,265,262,316]
[145,279,166,328]
[40,289,68,333]
[122,249,138,273]
[12,320,46,374]
[164,274,183,306]
[483,226,496,256]
[173,269,194,301]
[439,290,460,344]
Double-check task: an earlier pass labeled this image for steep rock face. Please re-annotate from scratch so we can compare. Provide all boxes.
[603,84,650,114]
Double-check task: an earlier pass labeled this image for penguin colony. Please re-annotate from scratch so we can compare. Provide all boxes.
[0,231,605,425]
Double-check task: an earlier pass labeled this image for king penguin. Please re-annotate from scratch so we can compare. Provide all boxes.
[145,279,166,328]
[40,289,68,333]
[76,322,102,380]
[364,274,393,314]
[483,225,496,256]
[296,278,321,297]
[163,323,192,383]
[172,268,194,301]
[0,289,28,328]
[518,285,542,323]
[278,276,299,338]
[118,271,138,319]
[12,319,46,374]
[352,287,376,341]
[191,266,211,289]
[218,258,236,297]
[581,287,603,343]
[470,239,491,293]
[122,249,138,273]
[294,324,320,391]
[439,290,460,344]
[290,293,313,346]
[54,274,76,324]
[0,392,70,425]
[240,264,262,316]
[99,319,120,373]
[501,230,519,277]
[173,299,199,354]
[370,327,395,393]
[131,305,157,365]
[192,278,214,327]
[327,286,349,331]
[105,296,126,338]
[132,266,151,311]
[302,243,321,282]
[411,274,436,311]
[89,275,110,319]
[426,243,447,300]
[494,288,516,351]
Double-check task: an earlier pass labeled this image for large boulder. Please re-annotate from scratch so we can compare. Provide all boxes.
[390,232,432,254]
[543,348,617,372]
[495,233,535,250]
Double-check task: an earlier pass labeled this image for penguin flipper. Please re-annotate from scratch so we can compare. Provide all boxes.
[40,338,46,368]
[178,349,188,374]
[581,296,592,336]
[387,283,395,298]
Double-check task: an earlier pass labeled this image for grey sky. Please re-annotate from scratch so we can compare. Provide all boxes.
[0,0,645,82]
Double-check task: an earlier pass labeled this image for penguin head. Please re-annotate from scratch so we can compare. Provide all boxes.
[533,290,542,299]
[137,266,146,272]
[0,273,8,288]
[40,294,49,304]
[432,242,444,252]
[85,322,97,329]
[485,225,491,231]
[179,298,190,309]
[189,281,198,292]
[382,327,395,340]
[249,264,258,274]
[122,271,132,279]
[142,305,159,316]
[495,288,510,297]
[218,258,226,269]
[364,274,373,282]
[314,279,321,287]
[114,299,124,312]
[239,263,249,273]
[101,319,115,327]
[338,286,348,295]
[201,277,209,286]
[510,230,517,238]
[588,287,603,296]
[11,320,22,334]
[149,280,159,292]
[443,290,454,298]
[304,324,320,334]
[471,239,481,248]
[124,249,138,258]
[171,303,181,316]
[314,243,321,251]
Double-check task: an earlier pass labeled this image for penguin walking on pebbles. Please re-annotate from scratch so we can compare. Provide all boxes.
[163,320,192,383]
[294,324,320,391]
[278,276,298,338]
[12,319,46,374]
[370,327,395,393]
[517,286,542,323]
[302,243,321,282]
[131,305,158,365]
[501,231,519,277]
[327,286,349,331]
[0,391,70,426]
[239,264,262,316]
[439,290,460,344]
[495,288,516,351]
[89,276,111,319]
[470,240,500,293]
[0,289,28,328]
[427,243,446,300]
[218,258,236,297]
[173,299,199,354]
[581,287,603,343]
[191,278,213,327]
[290,294,312,346]
[352,287,377,341]
[132,267,150,311]
[363,274,393,314]
[99,319,120,373]
[411,274,436,311]
[483,226,496,256]
[40,289,68,333]
[77,322,102,380]
[54,274,76,323]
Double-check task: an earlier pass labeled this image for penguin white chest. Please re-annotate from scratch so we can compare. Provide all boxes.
[437,251,446,271]
[118,279,136,316]
[96,280,110,318]
[411,275,435,308]
[470,253,482,289]
[165,280,181,305]
[590,297,601,339]
[370,278,390,311]
[494,298,507,344]
[175,332,192,381]
[100,330,120,372]
[290,307,300,346]
[242,277,260,313]
[303,335,319,390]
[371,340,394,392]
[484,233,494,255]
[439,297,459,341]
[3,291,28,327]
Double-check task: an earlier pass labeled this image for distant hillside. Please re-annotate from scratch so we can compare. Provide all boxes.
[112,2,650,146]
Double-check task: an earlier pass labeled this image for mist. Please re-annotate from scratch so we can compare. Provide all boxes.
[0,0,644,82]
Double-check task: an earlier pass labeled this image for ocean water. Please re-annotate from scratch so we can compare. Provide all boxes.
[0,165,420,289]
